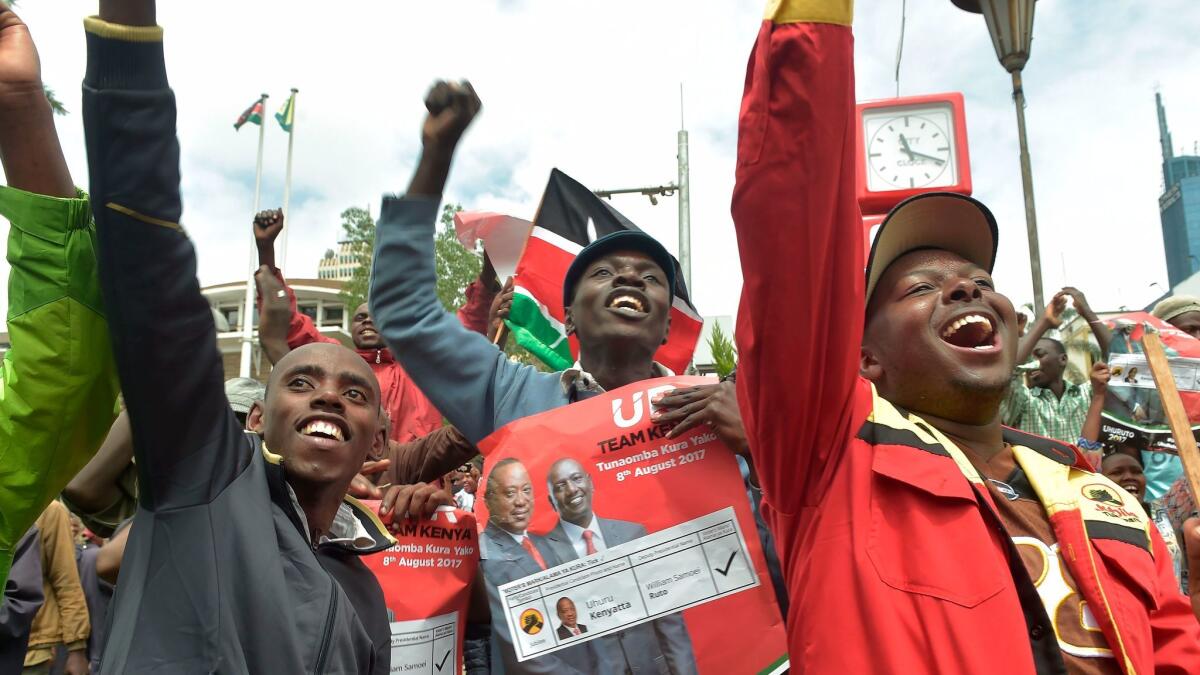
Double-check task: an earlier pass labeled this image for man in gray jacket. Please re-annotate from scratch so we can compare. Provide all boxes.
[82,1,407,672]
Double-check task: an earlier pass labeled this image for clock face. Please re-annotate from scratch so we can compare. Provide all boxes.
[864,106,958,192]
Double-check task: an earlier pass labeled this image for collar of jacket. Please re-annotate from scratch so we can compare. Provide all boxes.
[559,360,675,399]
[259,438,396,554]
[357,347,394,365]
[861,387,1151,672]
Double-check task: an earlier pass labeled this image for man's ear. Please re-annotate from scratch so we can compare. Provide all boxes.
[1058,352,1069,366]
[661,314,672,346]
[860,346,884,383]
[372,424,387,464]
[564,307,576,337]
[247,401,267,435]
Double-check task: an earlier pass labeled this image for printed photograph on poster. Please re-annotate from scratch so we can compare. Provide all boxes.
[474,376,789,675]
[1099,315,1200,453]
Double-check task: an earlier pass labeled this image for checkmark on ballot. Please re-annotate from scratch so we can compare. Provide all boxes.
[714,551,738,576]
[435,648,452,671]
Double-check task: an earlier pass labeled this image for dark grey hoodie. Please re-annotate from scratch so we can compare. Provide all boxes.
[81,16,394,674]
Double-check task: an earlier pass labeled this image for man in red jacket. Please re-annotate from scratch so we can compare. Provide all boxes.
[728,1,1200,672]
[253,208,498,443]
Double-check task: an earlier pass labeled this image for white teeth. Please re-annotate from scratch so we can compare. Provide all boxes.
[302,420,344,441]
[610,295,646,312]
[942,314,993,339]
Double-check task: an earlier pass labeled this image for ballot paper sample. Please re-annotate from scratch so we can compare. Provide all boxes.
[388,611,458,675]
[499,507,757,661]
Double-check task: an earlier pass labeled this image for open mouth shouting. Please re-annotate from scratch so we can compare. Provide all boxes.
[1119,480,1142,497]
[605,289,651,319]
[939,312,1000,352]
[296,415,350,448]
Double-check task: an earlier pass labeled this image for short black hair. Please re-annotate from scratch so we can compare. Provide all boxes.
[484,457,525,501]
[1036,337,1066,356]
[1101,448,1144,469]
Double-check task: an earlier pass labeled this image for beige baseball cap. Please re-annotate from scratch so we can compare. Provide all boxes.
[865,192,999,303]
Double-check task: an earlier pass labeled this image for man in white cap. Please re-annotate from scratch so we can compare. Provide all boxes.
[1152,295,1200,340]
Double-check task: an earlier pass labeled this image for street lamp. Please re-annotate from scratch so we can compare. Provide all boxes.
[950,0,1044,310]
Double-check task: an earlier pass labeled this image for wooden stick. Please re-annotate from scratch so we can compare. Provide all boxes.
[492,323,510,346]
[1139,323,1200,502]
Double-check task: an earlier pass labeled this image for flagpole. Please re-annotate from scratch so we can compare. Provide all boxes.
[279,88,298,271]
[677,83,691,291]
[240,93,269,378]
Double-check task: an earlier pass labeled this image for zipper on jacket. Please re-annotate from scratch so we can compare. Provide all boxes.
[314,568,338,674]
[375,350,381,364]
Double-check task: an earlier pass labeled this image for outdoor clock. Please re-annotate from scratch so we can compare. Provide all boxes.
[856,92,973,215]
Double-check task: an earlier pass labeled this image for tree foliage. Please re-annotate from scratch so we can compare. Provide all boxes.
[707,321,738,379]
[435,203,482,312]
[334,200,546,369]
[338,206,375,311]
[336,202,486,316]
[43,85,65,116]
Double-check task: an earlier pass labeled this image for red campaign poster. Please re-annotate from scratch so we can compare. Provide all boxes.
[360,504,479,675]
[1099,312,1200,454]
[474,376,789,675]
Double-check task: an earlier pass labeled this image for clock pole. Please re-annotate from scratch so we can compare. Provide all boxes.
[1012,69,1044,310]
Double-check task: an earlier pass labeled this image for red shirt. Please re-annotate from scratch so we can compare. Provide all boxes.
[731,5,1200,673]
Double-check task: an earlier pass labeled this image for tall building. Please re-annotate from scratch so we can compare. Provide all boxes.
[317,241,363,281]
[1157,92,1200,287]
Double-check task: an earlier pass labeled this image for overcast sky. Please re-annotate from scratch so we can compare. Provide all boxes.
[3,0,1200,322]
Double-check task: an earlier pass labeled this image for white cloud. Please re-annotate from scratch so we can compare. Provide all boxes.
[3,0,1200,323]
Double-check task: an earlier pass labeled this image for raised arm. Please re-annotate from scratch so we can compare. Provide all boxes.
[255,264,293,364]
[1062,286,1111,359]
[1077,362,1109,469]
[731,0,860,512]
[0,1,119,588]
[83,1,246,511]
[253,209,336,349]
[1016,290,1066,365]
[371,82,547,444]
[62,411,136,536]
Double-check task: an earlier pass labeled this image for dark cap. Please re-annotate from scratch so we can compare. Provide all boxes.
[865,192,999,303]
[563,230,676,307]
[225,377,266,414]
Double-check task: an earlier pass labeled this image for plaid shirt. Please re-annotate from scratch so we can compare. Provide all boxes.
[1001,375,1093,443]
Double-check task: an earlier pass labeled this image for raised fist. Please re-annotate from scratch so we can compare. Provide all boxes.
[421,80,481,152]
[0,3,42,100]
[253,208,284,247]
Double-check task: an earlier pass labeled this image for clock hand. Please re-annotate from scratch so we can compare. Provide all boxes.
[898,133,916,160]
[902,148,947,166]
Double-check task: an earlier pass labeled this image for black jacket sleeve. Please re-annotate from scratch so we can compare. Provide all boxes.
[82,17,248,511]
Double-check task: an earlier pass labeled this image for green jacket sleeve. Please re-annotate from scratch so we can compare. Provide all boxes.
[0,185,120,588]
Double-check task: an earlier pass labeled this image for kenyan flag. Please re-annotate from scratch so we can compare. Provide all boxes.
[455,169,703,374]
[234,98,264,130]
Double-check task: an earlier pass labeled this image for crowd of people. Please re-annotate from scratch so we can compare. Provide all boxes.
[1,0,1200,673]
